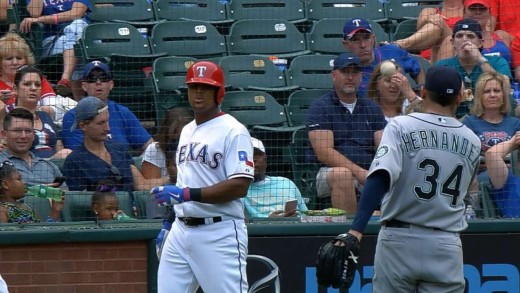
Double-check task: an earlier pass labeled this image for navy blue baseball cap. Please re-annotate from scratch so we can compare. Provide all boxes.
[343,18,373,40]
[452,18,483,39]
[70,96,109,131]
[333,52,361,70]
[425,66,462,96]
[82,60,112,80]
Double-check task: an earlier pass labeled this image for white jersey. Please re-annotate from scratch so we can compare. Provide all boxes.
[370,113,480,232]
[174,113,254,219]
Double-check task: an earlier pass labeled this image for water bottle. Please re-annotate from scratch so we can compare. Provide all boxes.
[465,205,476,220]
[26,185,64,202]
[114,211,135,221]
[512,82,520,105]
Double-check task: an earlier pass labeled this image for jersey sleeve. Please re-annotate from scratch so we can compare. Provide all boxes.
[118,105,152,150]
[225,130,254,180]
[367,120,403,185]
[307,99,331,131]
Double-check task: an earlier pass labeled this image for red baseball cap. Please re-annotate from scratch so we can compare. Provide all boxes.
[464,0,490,8]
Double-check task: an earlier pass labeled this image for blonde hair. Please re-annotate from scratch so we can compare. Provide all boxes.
[367,60,405,114]
[470,72,510,117]
[0,32,35,67]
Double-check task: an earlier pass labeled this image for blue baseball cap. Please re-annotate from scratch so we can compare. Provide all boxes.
[425,66,462,96]
[82,60,112,80]
[333,52,361,70]
[343,18,373,40]
[70,96,109,131]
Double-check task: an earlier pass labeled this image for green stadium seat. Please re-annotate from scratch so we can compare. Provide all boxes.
[228,0,306,24]
[154,0,231,24]
[88,0,158,26]
[22,195,53,221]
[386,0,443,22]
[134,190,167,219]
[285,54,335,89]
[392,18,417,42]
[62,191,134,221]
[285,89,329,127]
[306,0,386,22]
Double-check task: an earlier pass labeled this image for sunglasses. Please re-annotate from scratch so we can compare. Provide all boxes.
[85,74,112,83]
[110,165,123,182]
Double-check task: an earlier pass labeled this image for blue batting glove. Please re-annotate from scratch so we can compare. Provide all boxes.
[150,186,185,206]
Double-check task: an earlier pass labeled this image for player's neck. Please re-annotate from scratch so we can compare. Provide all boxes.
[423,102,456,117]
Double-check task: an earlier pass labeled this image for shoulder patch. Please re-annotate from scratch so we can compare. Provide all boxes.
[375,145,389,159]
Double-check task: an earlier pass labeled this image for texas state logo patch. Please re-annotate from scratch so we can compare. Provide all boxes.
[375,145,389,159]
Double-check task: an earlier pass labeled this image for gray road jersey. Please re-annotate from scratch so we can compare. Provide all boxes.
[370,113,481,232]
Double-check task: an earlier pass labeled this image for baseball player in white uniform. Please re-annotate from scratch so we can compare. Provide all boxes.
[151,61,254,293]
[344,66,480,292]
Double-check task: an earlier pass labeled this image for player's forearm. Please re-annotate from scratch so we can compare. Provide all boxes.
[196,177,252,204]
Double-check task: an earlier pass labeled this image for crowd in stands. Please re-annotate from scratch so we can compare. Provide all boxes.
[1,0,520,222]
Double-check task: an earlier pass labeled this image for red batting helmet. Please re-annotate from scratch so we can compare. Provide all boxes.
[185,61,225,104]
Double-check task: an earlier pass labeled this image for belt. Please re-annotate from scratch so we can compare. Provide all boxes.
[384,219,442,231]
[178,216,222,227]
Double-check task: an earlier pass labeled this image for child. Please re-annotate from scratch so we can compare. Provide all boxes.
[0,161,62,223]
[91,181,134,221]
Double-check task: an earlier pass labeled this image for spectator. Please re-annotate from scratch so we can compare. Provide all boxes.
[367,60,420,121]
[342,17,423,98]
[509,36,520,82]
[244,137,308,218]
[489,0,520,37]
[91,180,134,221]
[462,72,520,179]
[0,160,62,223]
[438,0,513,64]
[0,32,71,122]
[11,65,71,159]
[485,131,520,217]
[61,61,153,153]
[307,52,386,214]
[63,96,168,194]
[435,18,512,118]
[0,0,11,33]
[0,108,63,186]
[394,0,465,64]
[142,107,193,181]
[19,0,91,100]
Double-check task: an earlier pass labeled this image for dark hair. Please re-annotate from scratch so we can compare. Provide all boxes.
[3,107,34,130]
[91,179,117,208]
[426,90,460,107]
[0,161,19,195]
[156,107,193,164]
[14,65,43,87]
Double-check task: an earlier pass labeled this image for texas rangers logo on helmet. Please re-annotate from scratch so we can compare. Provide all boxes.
[196,66,207,77]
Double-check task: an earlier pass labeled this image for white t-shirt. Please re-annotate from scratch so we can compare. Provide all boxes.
[142,142,167,177]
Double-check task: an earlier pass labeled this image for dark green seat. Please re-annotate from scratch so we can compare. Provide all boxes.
[306,0,386,22]
[227,19,311,59]
[286,54,335,89]
[22,195,53,221]
[386,0,443,21]
[88,0,158,26]
[392,19,417,42]
[150,20,227,59]
[285,89,329,127]
[228,0,306,24]
[62,191,134,221]
[154,0,231,24]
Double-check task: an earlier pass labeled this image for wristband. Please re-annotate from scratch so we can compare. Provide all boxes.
[52,14,58,24]
[183,187,202,202]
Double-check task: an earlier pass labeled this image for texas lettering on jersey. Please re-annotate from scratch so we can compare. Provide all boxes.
[177,142,223,169]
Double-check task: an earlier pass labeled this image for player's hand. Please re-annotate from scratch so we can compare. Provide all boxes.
[151,186,185,206]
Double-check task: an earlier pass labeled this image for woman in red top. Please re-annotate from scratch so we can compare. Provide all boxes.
[394,0,465,64]
[0,32,56,118]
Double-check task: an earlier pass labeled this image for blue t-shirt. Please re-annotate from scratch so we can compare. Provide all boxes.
[307,91,387,170]
[462,115,520,155]
[32,110,60,159]
[358,44,422,98]
[30,0,92,37]
[244,176,308,218]
[61,100,151,151]
[492,170,520,218]
[63,141,135,193]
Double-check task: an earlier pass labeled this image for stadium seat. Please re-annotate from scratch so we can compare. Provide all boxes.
[219,55,297,92]
[385,0,443,22]
[227,19,311,59]
[134,190,167,219]
[88,0,158,25]
[285,54,335,89]
[150,20,228,59]
[306,0,386,22]
[154,0,231,24]
[228,0,306,24]
[285,89,329,127]
[62,191,135,222]
[22,195,53,221]
[391,18,417,42]
[247,254,281,293]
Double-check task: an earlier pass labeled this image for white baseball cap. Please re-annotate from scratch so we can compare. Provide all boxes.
[251,137,265,153]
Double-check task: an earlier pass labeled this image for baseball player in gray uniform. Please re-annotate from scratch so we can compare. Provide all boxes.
[151,61,254,293]
[345,66,481,292]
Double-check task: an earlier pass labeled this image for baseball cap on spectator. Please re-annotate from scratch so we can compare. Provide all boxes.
[251,137,265,153]
[343,18,373,40]
[424,66,462,96]
[452,19,483,39]
[70,96,109,131]
[82,60,112,80]
[333,52,362,70]
[464,0,490,8]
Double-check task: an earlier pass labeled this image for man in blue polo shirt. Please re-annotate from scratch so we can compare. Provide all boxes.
[342,17,423,98]
[307,52,387,215]
[61,61,153,153]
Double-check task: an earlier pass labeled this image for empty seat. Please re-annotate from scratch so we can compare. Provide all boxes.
[386,0,443,21]
[306,0,386,22]
[285,89,330,127]
[154,0,231,24]
[88,0,157,25]
[286,54,335,89]
[228,0,306,23]
[227,19,311,59]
